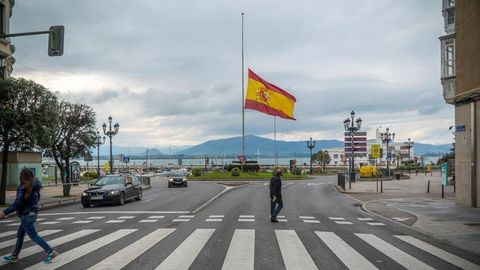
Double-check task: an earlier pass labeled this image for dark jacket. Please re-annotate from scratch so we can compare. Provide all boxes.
[270,176,282,199]
[3,179,42,216]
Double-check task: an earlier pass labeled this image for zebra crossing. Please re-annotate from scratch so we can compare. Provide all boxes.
[1,226,478,269]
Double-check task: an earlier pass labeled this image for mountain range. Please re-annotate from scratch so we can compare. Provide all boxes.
[94,135,452,158]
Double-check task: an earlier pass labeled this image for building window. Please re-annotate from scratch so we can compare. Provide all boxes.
[442,39,455,77]
[443,0,455,9]
[333,154,338,159]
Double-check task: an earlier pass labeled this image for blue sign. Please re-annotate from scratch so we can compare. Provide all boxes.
[456,125,465,133]
[122,156,130,164]
[386,152,392,160]
[441,163,449,185]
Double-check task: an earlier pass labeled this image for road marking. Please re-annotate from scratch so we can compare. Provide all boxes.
[335,221,353,225]
[89,228,175,270]
[25,229,137,270]
[275,230,317,270]
[0,230,62,249]
[87,216,105,220]
[355,233,434,270]
[299,216,315,219]
[277,219,288,222]
[0,220,15,223]
[357,218,374,221]
[238,219,255,222]
[118,216,135,219]
[172,219,190,222]
[73,220,93,224]
[239,215,254,218]
[139,198,153,204]
[139,219,158,223]
[222,229,255,270]
[56,217,75,221]
[0,229,99,267]
[6,223,20,226]
[277,215,285,218]
[191,185,236,214]
[329,217,345,220]
[303,220,320,224]
[209,215,225,218]
[392,217,413,222]
[38,211,190,216]
[315,231,378,270]
[395,235,480,270]
[149,216,165,219]
[0,231,17,238]
[155,229,215,270]
[106,220,125,223]
[179,215,194,218]
[37,218,46,221]
[39,221,60,225]
[367,222,385,226]
[206,218,223,222]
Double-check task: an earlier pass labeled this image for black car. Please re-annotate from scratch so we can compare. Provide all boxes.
[168,172,188,188]
[81,175,142,207]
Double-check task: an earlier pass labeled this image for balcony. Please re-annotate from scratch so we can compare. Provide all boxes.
[441,76,455,104]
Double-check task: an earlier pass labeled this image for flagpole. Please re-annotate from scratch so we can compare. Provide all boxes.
[241,12,245,167]
[274,116,278,166]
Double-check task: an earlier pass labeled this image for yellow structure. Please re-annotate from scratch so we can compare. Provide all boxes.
[360,166,380,178]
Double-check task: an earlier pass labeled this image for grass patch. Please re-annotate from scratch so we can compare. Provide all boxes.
[188,171,309,180]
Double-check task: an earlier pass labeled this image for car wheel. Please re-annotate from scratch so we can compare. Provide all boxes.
[118,192,125,205]
[136,189,142,200]
[184,183,188,187]
[81,201,90,208]
[168,183,171,188]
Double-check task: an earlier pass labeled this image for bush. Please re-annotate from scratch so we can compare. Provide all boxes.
[293,167,302,175]
[226,164,260,172]
[82,171,97,178]
[272,166,288,176]
[231,167,240,176]
[192,168,202,176]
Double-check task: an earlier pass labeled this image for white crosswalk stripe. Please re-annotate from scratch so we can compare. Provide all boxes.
[222,229,255,270]
[275,230,318,270]
[395,235,480,270]
[0,220,15,223]
[315,231,378,270]
[25,229,137,270]
[355,233,435,270]
[56,217,75,221]
[0,230,62,249]
[0,231,17,238]
[0,229,99,267]
[155,228,215,270]
[88,228,175,270]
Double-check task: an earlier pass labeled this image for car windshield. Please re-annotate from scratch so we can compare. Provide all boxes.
[94,176,124,186]
[170,172,185,177]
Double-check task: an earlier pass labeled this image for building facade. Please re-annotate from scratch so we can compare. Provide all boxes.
[0,0,14,79]
[440,0,480,207]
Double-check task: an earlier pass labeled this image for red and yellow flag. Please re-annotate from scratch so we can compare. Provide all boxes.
[244,69,296,120]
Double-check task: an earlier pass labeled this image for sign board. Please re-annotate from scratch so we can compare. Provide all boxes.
[122,156,130,164]
[371,144,381,159]
[70,161,81,184]
[441,163,449,185]
[456,125,465,133]
[238,155,246,164]
[386,152,392,160]
[105,162,110,172]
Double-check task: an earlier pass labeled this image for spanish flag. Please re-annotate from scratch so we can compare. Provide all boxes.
[245,69,296,120]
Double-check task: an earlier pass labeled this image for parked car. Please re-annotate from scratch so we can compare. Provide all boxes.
[168,171,188,188]
[81,175,142,207]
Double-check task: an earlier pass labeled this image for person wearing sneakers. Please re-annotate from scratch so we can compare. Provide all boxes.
[270,168,283,223]
[0,168,59,264]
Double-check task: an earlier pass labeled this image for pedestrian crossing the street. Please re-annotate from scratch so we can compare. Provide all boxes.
[1,226,478,269]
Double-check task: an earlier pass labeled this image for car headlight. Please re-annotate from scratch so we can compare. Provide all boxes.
[183,178,187,181]
[82,192,88,196]
[109,190,120,195]
[169,179,173,182]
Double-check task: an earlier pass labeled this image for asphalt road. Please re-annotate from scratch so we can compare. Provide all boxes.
[1,176,479,270]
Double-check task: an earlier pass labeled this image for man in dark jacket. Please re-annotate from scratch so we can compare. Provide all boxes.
[269,169,283,222]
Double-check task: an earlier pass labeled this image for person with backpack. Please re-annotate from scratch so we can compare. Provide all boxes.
[270,168,283,223]
[0,168,59,264]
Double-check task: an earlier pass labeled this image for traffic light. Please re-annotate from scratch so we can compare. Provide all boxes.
[48,25,64,56]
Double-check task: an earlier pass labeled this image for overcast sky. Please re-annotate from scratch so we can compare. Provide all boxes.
[10,0,453,149]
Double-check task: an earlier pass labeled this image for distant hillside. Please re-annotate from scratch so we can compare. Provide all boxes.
[414,143,451,156]
[177,135,343,157]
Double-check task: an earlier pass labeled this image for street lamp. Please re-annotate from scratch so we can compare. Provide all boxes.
[380,128,395,177]
[406,137,412,176]
[306,137,316,174]
[103,116,119,174]
[95,131,105,178]
[343,110,362,188]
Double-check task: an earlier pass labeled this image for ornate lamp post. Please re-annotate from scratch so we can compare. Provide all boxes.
[343,111,362,188]
[102,116,119,174]
[306,137,316,174]
[380,128,395,177]
[95,131,105,178]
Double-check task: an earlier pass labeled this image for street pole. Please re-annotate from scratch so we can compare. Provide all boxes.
[343,111,362,189]
[380,128,395,178]
[103,116,119,174]
[307,137,316,174]
[95,131,105,179]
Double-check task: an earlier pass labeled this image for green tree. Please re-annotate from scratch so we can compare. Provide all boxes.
[44,102,96,196]
[312,150,331,172]
[0,78,57,204]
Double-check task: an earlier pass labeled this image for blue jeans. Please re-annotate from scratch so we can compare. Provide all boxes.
[270,198,283,218]
[12,213,53,256]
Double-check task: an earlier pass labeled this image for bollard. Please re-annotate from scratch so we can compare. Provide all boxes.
[380,180,383,193]
[441,184,444,198]
[427,180,430,193]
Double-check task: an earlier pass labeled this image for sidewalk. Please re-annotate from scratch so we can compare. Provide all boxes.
[340,172,480,256]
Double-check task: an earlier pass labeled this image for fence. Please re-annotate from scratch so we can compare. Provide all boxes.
[337,173,346,190]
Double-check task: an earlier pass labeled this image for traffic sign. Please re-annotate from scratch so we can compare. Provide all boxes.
[123,156,130,164]
[387,152,392,160]
[371,144,381,159]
